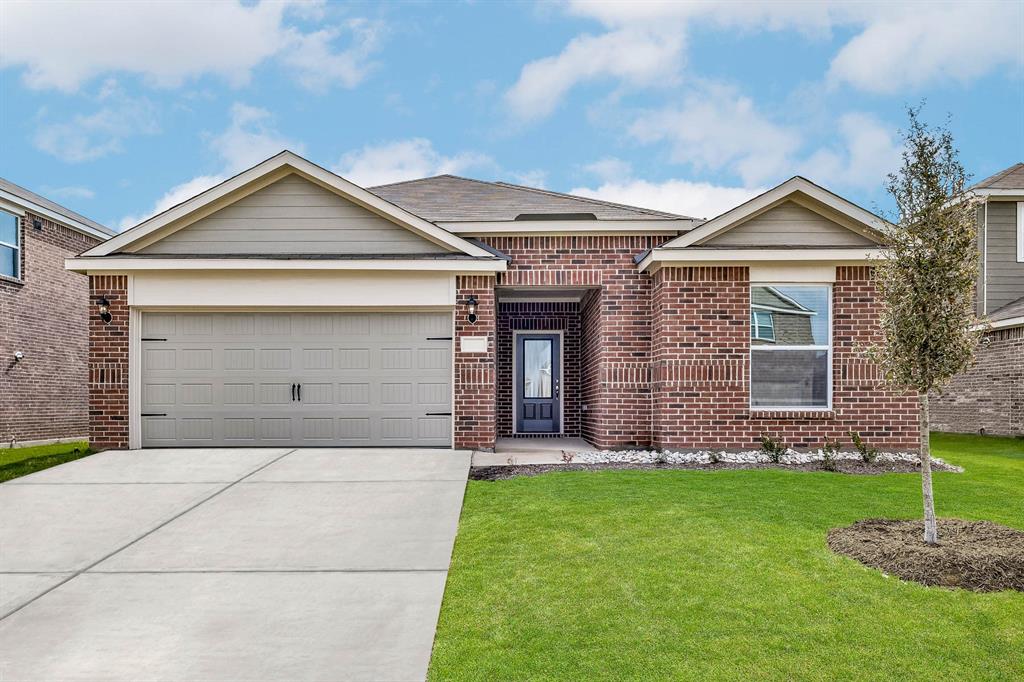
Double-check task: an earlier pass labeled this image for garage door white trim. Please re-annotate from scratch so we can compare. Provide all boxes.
[132,310,455,449]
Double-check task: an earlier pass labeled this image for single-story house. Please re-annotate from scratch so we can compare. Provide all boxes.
[67,151,919,451]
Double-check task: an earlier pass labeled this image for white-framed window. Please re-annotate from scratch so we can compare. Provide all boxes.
[750,284,831,410]
[0,210,19,279]
[1016,201,1023,263]
[751,310,776,342]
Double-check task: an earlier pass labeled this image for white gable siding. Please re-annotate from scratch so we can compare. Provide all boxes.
[139,175,451,255]
[702,201,878,247]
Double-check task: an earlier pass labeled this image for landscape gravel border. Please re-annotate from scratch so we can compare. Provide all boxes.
[571,448,963,471]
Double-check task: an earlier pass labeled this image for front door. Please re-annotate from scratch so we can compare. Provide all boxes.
[516,333,560,433]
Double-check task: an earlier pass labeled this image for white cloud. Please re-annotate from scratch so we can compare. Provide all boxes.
[281,19,384,93]
[504,27,684,120]
[570,178,763,220]
[628,84,801,186]
[506,1,1021,122]
[334,138,493,187]
[583,157,633,183]
[827,2,1023,94]
[0,0,383,93]
[33,95,159,162]
[118,103,301,229]
[41,186,96,201]
[799,113,901,190]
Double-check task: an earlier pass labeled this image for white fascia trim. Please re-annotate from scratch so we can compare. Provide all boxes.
[440,219,698,235]
[0,189,113,240]
[66,257,506,273]
[637,247,886,272]
[659,177,888,249]
[975,315,1024,331]
[973,189,1024,198]
[82,151,493,259]
[1017,201,1023,263]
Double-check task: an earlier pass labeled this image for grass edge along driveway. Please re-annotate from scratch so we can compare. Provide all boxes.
[430,433,1024,681]
[0,441,94,483]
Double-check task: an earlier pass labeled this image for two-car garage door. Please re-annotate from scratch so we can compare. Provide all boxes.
[140,311,453,447]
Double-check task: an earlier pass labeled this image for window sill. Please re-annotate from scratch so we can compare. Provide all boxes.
[0,273,24,287]
[749,409,835,420]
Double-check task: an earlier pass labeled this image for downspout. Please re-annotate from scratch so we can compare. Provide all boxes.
[983,198,988,315]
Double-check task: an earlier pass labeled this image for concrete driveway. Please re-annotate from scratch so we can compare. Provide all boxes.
[0,447,471,681]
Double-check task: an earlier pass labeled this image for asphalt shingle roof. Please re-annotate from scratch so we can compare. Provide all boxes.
[989,295,1024,324]
[0,177,114,236]
[970,163,1024,190]
[368,174,692,222]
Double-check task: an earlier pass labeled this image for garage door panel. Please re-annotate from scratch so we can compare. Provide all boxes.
[140,312,453,447]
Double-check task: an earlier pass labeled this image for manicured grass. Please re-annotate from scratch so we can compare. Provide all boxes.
[0,441,94,482]
[430,433,1024,681]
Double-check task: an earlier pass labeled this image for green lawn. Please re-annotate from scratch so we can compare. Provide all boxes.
[0,441,94,482]
[430,433,1024,681]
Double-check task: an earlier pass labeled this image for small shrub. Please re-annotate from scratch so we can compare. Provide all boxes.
[654,450,669,465]
[709,451,720,464]
[821,438,841,472]
[760,434,786,463]
[850,431,878,463]
[561,451,575,464]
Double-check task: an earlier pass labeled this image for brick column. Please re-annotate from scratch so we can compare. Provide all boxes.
[453,275,496,450]
[89,275,129,449]
[651,266,750,449]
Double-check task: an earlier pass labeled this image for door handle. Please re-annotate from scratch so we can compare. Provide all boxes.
[297,383,301,401]
[554,378,560,399]
[291,383,296,401]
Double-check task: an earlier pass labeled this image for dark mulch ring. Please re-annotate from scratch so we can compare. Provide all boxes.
[470,459,946,481]
[828,518,1024,592]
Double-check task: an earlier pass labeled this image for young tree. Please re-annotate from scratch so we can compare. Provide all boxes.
[873,107,982,544]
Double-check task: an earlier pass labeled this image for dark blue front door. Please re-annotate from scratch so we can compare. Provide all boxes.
[516,333,560,433]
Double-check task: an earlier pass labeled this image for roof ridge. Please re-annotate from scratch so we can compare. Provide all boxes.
[366,174,465,190]
[491,179,691,219]
[0,176,114,235]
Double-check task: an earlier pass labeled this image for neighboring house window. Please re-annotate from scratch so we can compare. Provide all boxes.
[751,310,776,342]
[750,285,831,409]
[0,210,19,279]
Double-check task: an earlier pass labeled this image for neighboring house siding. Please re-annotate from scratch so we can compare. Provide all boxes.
[139,175,450,255]
[931,326,1023,436]
[496,302,581,437]
[703,201,878,247]
[651,265,919,450]
[984,200,1023,314]
[1,213,100,444]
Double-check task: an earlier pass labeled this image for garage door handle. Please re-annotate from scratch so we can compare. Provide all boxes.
[297,383,301,401]
[291,383,296,401]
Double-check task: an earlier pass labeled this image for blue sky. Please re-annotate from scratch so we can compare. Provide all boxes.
[1,0,1021,231]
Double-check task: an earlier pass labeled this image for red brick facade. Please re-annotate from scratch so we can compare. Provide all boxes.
[650,265,919,450]
[453,275,497,449]
[931,326,1023,436]
[88,275,130,449]
[85,238,919,452]
[1,213,101,444]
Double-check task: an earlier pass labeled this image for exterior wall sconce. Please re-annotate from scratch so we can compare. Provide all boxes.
[97,296,112,324]
[13,351,25,362]
[32,218,42,230]
[466,295,478,324]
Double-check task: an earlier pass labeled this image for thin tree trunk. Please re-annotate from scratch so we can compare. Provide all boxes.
[920,391,938,544]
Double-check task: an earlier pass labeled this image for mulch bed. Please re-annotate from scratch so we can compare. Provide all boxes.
[470,459,947,481]
[828,518,1024,592]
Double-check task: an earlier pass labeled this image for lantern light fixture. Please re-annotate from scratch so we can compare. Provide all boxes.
[97,296,112,324]
[467,295,478,324]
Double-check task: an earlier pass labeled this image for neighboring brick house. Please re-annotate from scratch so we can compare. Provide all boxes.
[932,163,1024,437]
[1,179,115,446]
[67,151,919,452]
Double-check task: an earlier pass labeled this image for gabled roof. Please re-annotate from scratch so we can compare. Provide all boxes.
[369,174,692,222]
[657,176,889,250]
[82,151,495,259]
[989,295,1024,326]
[0,177,114,239]
[970,163,1024,191]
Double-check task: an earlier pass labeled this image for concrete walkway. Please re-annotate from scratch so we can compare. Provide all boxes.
[0,447,471,681]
